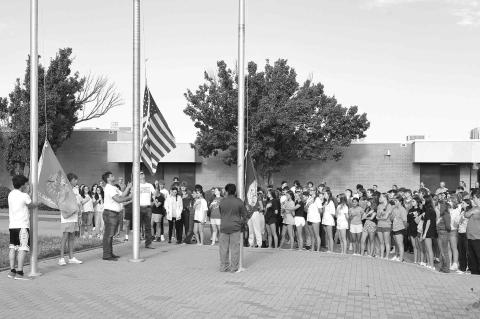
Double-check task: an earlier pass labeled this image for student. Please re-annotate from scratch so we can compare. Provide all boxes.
[376,193,392,259]
[151,188,166,242]
[58,173,83,266]
[360,200,377,257]
[209,188,223,245]
[7,175,36,280]
[448,197,461,271]
[79,185,94,239]
[306,189,322,253]
[93,186,104,238]
[336,194,349,254]
[458,199,470,273]
[349,197,363,255]
[391,195,408,262]
[279,191,296,250]
[181,185,195,244]
[465,190,480,275]
[165,187,183,244]
[139,172,155,248]
[421,195,437,270]
[293,192,307,250]
[407,197,422,264]
[322,190,336,253]
[436,193,451,273]
[265,189,280,248]
[193,185,208,245]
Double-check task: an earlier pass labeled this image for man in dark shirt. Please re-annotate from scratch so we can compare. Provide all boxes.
[219,183,247,272]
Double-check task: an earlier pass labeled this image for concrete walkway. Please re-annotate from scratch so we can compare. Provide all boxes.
[1,239,480,319]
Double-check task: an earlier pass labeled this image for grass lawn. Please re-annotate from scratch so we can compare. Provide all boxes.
[0,232,104,270]
[0,208,59,216]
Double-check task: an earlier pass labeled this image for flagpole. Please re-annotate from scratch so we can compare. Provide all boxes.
[29,0,41,277]
[130,0,144,263]
[237,0,246,272]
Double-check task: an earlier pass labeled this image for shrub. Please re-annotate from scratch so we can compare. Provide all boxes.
[0,186,10,208]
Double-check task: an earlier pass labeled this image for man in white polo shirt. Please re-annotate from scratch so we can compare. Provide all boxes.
[140,171,155,248]
[102,171,132,261]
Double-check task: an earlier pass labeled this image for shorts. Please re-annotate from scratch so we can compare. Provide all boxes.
[61,222,79,233]
[151,213,163,223]
[363,220,377,233]
[392,229,406,236]
[82,211,93,226]
[377,227,391,233]
[210,218,221,226]
[283,214,295,226]
[294,216,306,227]
[9,228,30,252]
[350,224,363,234]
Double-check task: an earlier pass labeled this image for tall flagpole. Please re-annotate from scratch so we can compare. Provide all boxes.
[29,0,41,277]
[130,0,144,262]
[237,0,246,271]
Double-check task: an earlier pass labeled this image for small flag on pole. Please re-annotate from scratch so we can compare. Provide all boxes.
[245,151,259,212]
[37,140,78,215]
[141,86,176,174]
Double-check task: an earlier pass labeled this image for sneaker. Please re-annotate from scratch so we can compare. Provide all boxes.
[7,270,16,279]
[456,270,465,274]
[420,262,426,267]
[450,263,458,271]
[58,258,67,266]
[434,257,440,264]
[160,235,165,242]
[68,257,83,264]
[14,273,32,281]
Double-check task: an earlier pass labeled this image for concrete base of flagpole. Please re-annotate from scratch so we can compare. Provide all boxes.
[128,258,145,263]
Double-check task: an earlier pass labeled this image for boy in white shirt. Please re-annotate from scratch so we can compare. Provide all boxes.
[7,175,35,280]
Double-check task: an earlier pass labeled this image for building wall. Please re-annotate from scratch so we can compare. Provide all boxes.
[55,130,124,186]
[195,155,236,190]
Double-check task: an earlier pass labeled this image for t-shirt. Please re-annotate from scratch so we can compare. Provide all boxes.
[265,199,280,222]
[194,198,208,222]
[8,189,31,229]
[209,197,222,219]
[407,207,421,235]
[140,182,155,207]
[219,195,247,234]
[152,195,166,215]
[104,183,122,212]
[294,201,306,219]
[391,206,407,231]
[423,207,437,238]
[349,206,363,225]
[82,194,94,212]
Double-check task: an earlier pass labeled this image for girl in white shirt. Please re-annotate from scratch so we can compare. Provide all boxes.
[165,187,184,244]
[321,190,336,253]
[93,185,104,238]
[193,186,208,245]
[80,185,94,239]
[448,196,461,271]
[336,194,350,254]
[306,190,323,253]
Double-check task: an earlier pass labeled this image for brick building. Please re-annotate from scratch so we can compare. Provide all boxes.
[1,128,479,194]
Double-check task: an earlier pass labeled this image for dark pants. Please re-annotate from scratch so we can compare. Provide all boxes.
[468,239,480,275]
[438,230,450,273]
[184,211,195,244]
[140,206,153,247]
[168,217,183,243]
[103,209,120,258]
[182,210,190,241]
[219,231,241,272]
[458,233,468,271]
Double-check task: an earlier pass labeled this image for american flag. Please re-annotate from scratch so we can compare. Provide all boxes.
[141,86,176,174]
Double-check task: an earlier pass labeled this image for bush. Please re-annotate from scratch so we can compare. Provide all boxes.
[0,186,10,208]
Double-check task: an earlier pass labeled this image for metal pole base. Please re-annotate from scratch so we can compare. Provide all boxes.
[128,258,145,263]
[28,271,42,277]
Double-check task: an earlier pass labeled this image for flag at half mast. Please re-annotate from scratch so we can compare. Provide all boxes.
[141,86,176,174]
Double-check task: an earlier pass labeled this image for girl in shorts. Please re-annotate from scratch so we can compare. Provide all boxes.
[306,190,322,253]
[193,185,208,245]
[279,191,295,250]
[336,194,349,254]
[322,190,336,253]
[209,188,223,245]
[376,193,392,259]
[421,195,437,270]
[407,197,422,264]
[360,200,377,257]
[80,185,94,239]
[349,198,363,255]
[391,195,408,262]
[265,189,280,248]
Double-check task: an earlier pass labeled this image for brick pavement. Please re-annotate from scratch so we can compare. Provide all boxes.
[1,241,480,319]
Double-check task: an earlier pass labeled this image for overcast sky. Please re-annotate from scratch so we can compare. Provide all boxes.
[1,0,479,142]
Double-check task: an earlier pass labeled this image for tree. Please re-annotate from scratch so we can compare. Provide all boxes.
[0,48,122,175]
[184,59,370,184]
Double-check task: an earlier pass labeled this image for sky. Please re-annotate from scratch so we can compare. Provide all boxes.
[0,0,479,143]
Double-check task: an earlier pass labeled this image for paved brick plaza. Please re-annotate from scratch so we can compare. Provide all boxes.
[1,241,480,319]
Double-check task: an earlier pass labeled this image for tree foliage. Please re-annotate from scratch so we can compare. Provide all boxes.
[184,59,370,183]
[0,48,122,175]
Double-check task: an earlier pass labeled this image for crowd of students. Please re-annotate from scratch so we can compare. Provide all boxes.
[6,169,480,279]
